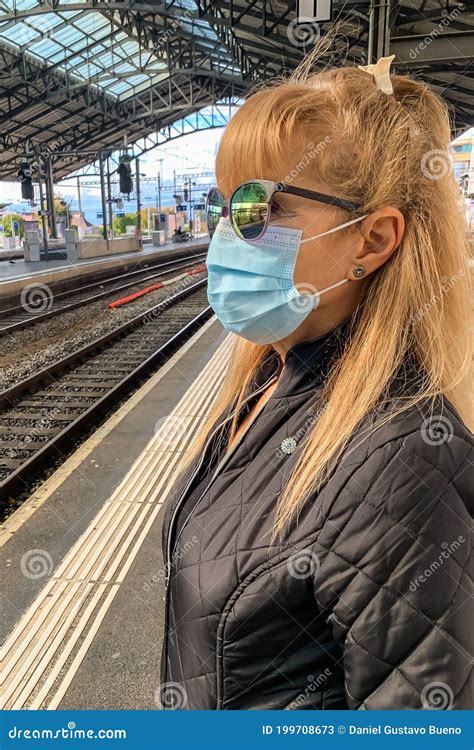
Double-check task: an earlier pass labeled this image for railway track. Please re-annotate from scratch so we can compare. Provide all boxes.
[0,252,207,334]
[0,278,212,502]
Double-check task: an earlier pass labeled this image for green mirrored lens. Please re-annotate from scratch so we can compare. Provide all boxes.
[231,182,268,240]
[206,188,224,236]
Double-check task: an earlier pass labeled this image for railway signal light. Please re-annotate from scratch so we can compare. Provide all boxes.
[18,161,34,201]
[118,155,133,195]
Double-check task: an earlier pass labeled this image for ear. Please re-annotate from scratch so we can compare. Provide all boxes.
[350,208,405,278]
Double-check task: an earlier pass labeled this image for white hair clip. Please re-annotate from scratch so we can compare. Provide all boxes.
[357,54,396,95]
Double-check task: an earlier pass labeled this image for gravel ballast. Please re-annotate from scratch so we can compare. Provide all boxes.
[0,271,208,391]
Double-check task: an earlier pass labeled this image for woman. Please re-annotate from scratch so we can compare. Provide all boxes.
[159,50,472,710]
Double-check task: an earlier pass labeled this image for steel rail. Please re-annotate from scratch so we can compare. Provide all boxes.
[0,252,207,333]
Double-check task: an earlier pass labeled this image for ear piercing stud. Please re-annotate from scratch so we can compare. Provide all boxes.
[353,265,366,278]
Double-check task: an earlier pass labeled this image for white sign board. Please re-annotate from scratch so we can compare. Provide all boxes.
[297,0,332,22]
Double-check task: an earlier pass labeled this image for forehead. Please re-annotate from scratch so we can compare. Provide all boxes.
[215,120,326,198]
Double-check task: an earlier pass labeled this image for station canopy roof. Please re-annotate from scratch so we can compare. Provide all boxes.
[0,0,473,180]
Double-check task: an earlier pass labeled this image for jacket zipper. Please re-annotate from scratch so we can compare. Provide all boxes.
[161,371,278,687]
[165,371,279,582]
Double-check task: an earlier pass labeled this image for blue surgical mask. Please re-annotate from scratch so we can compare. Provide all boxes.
[206,214,367,345]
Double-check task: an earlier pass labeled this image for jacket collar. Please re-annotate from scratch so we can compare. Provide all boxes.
[253,314,355,399]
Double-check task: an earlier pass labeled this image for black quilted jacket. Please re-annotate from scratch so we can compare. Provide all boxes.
[159,319,473,710]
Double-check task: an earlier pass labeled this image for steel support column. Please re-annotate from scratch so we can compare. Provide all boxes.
[135,157,142,247]
[35,148,49,260]
[367,0,392,63]
[99,153,109,248]
[107,156,114,239]
[45,156,58,240]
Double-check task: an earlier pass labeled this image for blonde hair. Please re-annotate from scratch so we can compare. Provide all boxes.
[185,37,472,537]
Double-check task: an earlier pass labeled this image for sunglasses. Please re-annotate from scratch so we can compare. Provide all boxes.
[205,179,363,241]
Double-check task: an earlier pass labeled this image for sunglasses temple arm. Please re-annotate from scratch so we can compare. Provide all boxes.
[281,184,362,213]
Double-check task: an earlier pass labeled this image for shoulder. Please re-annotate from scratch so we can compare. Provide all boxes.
[323,396,473,528]
[314,396,472,624]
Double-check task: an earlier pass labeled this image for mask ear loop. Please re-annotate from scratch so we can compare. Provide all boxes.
[302,277,350,310]
[318,278,349,294]
[300,214,368,244]
[299,214,369,302]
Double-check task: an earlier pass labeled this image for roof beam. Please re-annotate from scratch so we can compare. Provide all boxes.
[0,69,244,178]
[391,31,474,65]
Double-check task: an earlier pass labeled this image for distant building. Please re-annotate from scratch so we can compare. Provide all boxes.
[70,211,95,237]
[450,134,473,196]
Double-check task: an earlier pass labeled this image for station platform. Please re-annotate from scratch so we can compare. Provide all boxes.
[0,315,231,709]
[0,235,209,298]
